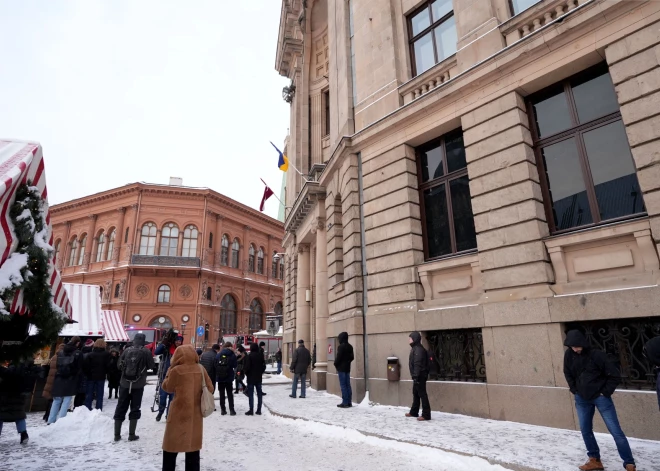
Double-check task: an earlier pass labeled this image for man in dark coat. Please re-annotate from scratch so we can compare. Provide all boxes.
[83,339,111,410]
[406,331,430,421]
[334,332,355,408]
[216,342,237,416]
[200,344,219,395]
[645,336,660,412]
[243,343,266,415]
[107,349,121,399]
[290,339,311,399]
[275,348,282,375]
[0,359,40,445]
[563,330,635,471]
[47,337,83,424]
[112,333,155,442]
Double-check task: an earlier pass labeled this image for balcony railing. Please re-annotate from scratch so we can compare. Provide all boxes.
[131,255,201,267]
[398,56,457,105]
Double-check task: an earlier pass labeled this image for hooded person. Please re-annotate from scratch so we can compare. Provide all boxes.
[289,339,311,399]
[406,331,431,421]
[112,333,155,442]
[243,343,266,415]
[154,332,183,422]
[48,337,83,424]
[161,344,214,471]
[563,330,636,471]
[0,358,40,445]
[645,336,660,411]
[334,332,355,408]
[83,339,111,411]
[215,342,238,415]
[107,348,122,399]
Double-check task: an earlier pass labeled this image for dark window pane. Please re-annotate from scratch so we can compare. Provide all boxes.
[411,7,431,36]
[541,138,593,230]
[450,176,477,252]
[445,130,466,173]
[433,15,457,61]
[511,0,541,15]
[583,120,645,220]
[431,0,452,21]
[572,71,619,124]
[414,32,435,74]
[421,143,444,182]
[424,185,452,258]
[532,85,572,138]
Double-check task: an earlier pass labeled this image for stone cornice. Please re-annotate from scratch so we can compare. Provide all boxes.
[275,0,304,78]
[284,181,326,233]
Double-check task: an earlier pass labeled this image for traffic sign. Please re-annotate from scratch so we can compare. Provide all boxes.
[196,326,204,337]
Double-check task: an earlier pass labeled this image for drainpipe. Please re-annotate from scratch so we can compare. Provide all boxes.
[357,152,370,394]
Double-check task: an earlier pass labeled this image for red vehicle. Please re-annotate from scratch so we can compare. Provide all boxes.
[125,326,168,373]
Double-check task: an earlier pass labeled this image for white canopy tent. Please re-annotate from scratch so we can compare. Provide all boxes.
[59,283,103,337]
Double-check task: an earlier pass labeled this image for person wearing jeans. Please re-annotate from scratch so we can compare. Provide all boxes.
[334,332,354,408]
[289,339,311,399]
[83,339,111,411]
[48,338,83,424]
[244,343,266,415]
[48,396,74,423]
[564,330,636,471]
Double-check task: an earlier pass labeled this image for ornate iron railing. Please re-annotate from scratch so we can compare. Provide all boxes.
[426,328,487,382]
[566,318,660,390]
[131,255,200,267]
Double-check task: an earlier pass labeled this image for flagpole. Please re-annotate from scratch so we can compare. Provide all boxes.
[260,178,285,207]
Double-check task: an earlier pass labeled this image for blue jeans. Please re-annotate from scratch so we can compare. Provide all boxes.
[247,383,263,413]
[338,371,352,405]
[48,396,73,424]
[575,394,635,467]
[159,388,174,416]
[85,380,106,410]
[0,419,26,435]
[292,373,306,397]
[277,361,282,374]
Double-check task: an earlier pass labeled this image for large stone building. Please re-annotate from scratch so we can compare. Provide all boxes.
[51,181,284,344]
[276,0,660,439]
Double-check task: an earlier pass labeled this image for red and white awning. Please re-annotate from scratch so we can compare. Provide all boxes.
[0,139,72,319]
[101,310,129,342]
[60,283,103,337]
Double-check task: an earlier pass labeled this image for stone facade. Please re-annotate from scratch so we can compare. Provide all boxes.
[51,183,284,345]
[276,0,660,439]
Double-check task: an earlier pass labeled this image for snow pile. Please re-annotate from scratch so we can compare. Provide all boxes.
[32,407,115,446]
[358,391,370,407]
[0,252,29,316]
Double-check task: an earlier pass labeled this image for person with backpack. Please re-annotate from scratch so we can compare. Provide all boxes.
[83,339,111,411]
[243,343,266,416]
[48,337,83,424]
[564,330,636,471]
[113,333,155,442]
[234,345,246,394]
[406,331,431,421]
[199,344,219,397]
[334,332,354,408]
[216,342,237,416]
[644,336,660,412]
[107,349,121,399]
[0,358,41,445]
[289,339,311,399]
[154,331,183,422]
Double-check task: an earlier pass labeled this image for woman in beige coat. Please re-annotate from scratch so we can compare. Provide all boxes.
[42,344,64,421]
[161,344,213,471]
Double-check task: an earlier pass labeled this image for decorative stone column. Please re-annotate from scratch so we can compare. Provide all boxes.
[81,214,97,272]
[214,215,224,270]
[111,207,125,267]
[295,244,311,346]
[312,218,328,390]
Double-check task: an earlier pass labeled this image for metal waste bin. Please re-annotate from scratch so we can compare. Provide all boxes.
[387,357,400,381]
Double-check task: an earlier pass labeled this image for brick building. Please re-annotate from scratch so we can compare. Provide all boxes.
[276,0,660,439]
[51,181,284,345]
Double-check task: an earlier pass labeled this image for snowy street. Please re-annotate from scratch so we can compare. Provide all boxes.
[2,375,660,471]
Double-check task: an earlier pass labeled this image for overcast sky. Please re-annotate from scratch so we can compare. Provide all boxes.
[0,1,290,220]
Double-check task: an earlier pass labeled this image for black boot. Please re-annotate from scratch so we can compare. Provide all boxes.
[114,420,122,442]
[20,431,29,445]
[229,409,236,416]
[128,419,139,441]
[156,411,163,422]
[245,410,253,416]
[108,390,112,400]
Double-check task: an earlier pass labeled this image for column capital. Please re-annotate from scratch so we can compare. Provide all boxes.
[117,207,126,214]
[297,244,310,254]
[88,214,98,221]
[244,225,251,231]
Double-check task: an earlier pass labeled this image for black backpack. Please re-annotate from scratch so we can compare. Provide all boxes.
[57,353,77,378]
[217,354,230,379]
[122,347,146,383]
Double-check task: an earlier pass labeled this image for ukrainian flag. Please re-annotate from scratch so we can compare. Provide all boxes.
[270,141,289,172]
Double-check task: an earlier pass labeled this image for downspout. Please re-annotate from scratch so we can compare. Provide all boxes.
[357,152,370,395]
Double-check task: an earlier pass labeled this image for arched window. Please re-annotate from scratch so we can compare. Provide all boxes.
[181,225,198,257]
[220,294,237,334]
[150,316,173,329]
[248,245,256,273]
[139,223,157,255]
[274,301,283,317]
[221,235,229,266]
[272,251,278,278]
[206,286,212,300]
[106,229,116,260]
[257,247,264,274]
[95,231,105,262]
[249,299,263,333]
[114,283,120,298]
[279,256,285,280]
[208,232,213,249]
[231,238,240,268]
[160,223,179,256]
[157,285,171,303]
[77,234,87,265]
[54,239,61,263]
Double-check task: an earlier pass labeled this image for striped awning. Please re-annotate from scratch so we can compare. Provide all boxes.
[101,310,129,342]
[60,283,103,337]
[0,139,71,319]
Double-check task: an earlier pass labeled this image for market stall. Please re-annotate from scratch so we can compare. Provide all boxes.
[101,309,129,349]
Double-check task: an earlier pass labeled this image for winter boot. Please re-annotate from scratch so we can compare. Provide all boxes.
[128,419,139,441]
[578,458,604,471]
[229,409,236,416]
[256,410,262,415]
[108,390,112,400]
[221,409,227,416]
[114,420,122,442]
[625,465,636,471]
[20,431,29,445]
[405,413,418,418]
[245,410,253,416]
[156,411,164,422]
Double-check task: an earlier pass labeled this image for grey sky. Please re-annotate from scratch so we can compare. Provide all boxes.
[0,1,290,220]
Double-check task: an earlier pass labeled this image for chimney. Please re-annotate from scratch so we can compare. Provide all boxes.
[169,177,183,186]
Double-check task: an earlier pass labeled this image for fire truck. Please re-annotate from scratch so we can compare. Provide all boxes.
[125,325,168,373]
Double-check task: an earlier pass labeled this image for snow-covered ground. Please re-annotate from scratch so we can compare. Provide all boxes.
[0,378,504,471]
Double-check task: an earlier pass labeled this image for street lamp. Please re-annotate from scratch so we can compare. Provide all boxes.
[273,252,286,262]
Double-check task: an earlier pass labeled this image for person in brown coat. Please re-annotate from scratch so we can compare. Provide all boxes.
[42,344,64,421]
[161,345,213,471]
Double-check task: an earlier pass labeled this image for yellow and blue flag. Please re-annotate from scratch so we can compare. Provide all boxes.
[270,141,289,172]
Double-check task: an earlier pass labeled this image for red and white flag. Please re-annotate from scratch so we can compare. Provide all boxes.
[260,185,274,212]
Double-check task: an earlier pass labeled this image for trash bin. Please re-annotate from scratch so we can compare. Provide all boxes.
[387,357,400,381]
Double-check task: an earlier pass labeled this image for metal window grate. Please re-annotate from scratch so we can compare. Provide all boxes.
[426,328,486,382]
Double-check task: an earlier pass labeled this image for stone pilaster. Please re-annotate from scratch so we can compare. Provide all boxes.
[295,244,311,346]
[111,207,125,267]
[312,218,328,390]
[454,0,505,73]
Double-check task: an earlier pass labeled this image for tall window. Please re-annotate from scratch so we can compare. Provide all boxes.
[160,223,179,256]
[274,302,283,317]
[257,247,264,274]
[279,257,285,280]
[157,285,171,303]
[77,234,87,265]
[417,129,476,259]
[114,283,120,298]
[182,225,199,257]
[220,294,237,334]
[54,240,61,263]
[139,223,157,255]
[529,63,644,233]
[221,235,229,266]
[208,232,213,249]
[248,245,256,273]
[323,90,330,137]
[106,229,116,260]
[231,239,240,268]
[95,232,105,262]
[249,299,263,333]
[272,251,278,278]
[510,0,542,16]
[68,237,78,266]
[408,0,457,77]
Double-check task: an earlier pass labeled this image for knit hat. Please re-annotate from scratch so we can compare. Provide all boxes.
[84,339,95,347]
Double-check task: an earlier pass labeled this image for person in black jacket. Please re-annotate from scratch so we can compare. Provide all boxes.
[406,331,430,421]
[84,339,111,411]
[334,332,354,408]
[199,344,219,400]
[275,348,282,375]
[290,339,311,399]
[645,336,660,412]
[216,342,238,416]
[0,359,40,445]
[243,343,266,416]
[48,337,83,424]
[107,349,121,399]
[563,330,635,471]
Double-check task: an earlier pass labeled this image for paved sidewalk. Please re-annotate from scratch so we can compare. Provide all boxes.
[262,382,660,471]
